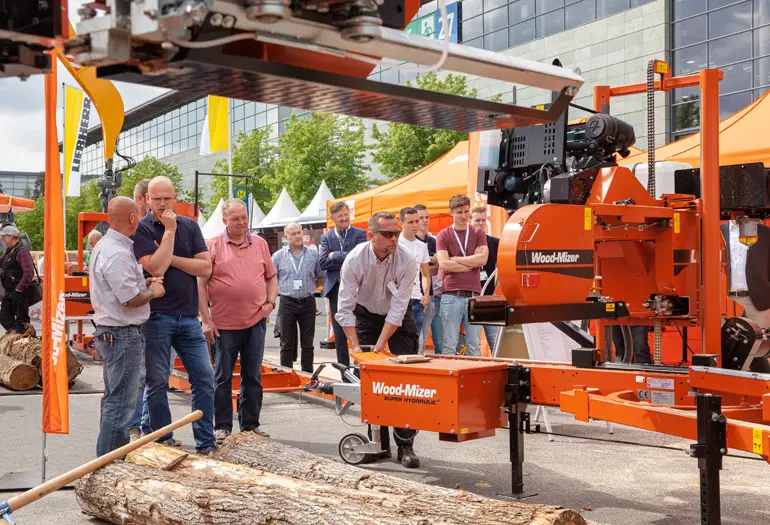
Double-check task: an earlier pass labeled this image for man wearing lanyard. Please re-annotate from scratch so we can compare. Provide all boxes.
[272,223,324,372]
[319,202,367,371]
[336,211,421,468]
[436,195,488,356]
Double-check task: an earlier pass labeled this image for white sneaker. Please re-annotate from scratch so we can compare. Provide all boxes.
[215,429,231,444]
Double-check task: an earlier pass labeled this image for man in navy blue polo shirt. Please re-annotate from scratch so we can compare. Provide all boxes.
[133,176,216,454]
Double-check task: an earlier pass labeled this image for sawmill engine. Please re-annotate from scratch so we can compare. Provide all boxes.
[477,111,636,212]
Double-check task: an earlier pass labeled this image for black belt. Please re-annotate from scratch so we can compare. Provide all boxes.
[280,295,313,303]
[730,290,750,298]
[444,290,478,298]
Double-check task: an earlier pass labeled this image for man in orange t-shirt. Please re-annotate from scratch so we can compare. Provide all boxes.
[198,199,278,443]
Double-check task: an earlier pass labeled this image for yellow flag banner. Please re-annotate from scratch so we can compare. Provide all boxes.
[63,85,90,197]
[42,55,69,434]
[199,95,229,155]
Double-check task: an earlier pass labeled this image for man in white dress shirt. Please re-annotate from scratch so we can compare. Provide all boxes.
[336,211,421,469]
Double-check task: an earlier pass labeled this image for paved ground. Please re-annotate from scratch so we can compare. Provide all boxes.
[0,302,768,525]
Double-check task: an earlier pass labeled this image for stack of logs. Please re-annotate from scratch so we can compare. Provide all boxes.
[0,332,82,390]
[76,432,591,525]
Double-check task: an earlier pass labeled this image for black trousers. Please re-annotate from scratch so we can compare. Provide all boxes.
[278,295,316,373]
[0,291,29,332]
[327,283,350,368]
[612,325,652,364]
[354,303,419,449]
[213,320,266,432]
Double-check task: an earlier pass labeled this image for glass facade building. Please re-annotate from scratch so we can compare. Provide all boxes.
[671,0,770,138]
[80,98,303,177]
[0,172,36,197]
[460,0,656,52]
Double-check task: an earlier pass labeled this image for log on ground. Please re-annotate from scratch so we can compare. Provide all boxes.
[0,354,39,391]
[217,431,529,501]
[95,443,585,525]
[130,442,586,525]
[0,335,82,385]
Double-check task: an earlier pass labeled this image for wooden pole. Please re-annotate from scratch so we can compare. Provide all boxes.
[0,410,202,520]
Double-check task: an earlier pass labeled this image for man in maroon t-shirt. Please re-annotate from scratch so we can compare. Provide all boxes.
[436,194,488,355]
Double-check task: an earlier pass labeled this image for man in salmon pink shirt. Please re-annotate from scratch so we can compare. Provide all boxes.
[198,199,278,444]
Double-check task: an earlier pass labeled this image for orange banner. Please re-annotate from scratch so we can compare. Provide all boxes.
[42,52,69,434]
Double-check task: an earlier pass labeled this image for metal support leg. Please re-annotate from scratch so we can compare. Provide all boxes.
[689,394,726,525]
[502,365,537,498]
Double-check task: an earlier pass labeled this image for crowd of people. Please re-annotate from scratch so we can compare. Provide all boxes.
[88,176,500,468]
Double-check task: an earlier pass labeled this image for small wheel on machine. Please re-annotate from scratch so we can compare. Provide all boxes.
[338,433,372,465]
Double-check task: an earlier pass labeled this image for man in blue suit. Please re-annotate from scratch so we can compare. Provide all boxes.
[319,201,367,369]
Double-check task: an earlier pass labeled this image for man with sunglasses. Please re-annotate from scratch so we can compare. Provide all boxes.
[336,211,421,468]
[133,176,217,455]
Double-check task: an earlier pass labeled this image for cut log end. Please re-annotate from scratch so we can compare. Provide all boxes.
[0,354,39,390]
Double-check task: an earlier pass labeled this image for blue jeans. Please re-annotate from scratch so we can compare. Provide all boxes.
[439,293,481,356]
[412,300,425,337]
[142,313,216,451]
[95,325,145,457]
[430,295,442,351]
[483,324,500,352]
[213,320,266,432]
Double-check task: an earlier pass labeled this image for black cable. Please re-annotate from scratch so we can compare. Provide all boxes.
[569,102,600,115]
[522,428,764,462]
[675,325,695,355]
[114,147,136,174]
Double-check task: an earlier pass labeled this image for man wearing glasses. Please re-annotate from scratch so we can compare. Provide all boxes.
[336,211,421,469]
[133,176,217,455]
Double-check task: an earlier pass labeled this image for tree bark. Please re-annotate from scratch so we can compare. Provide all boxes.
[211,433,587,524]
[0,334,82,385]
[0,354,39,391]
[77,444,585,525]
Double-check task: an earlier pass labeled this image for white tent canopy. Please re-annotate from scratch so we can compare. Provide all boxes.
[248,195,266,229]
[259,187,301,228]
[197,212,207,228]
[298,180,334,224]
[201,198,225,240]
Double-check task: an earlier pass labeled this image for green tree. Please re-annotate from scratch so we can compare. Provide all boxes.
[207,127,276,213]
[17,157,186,250]
[15,199,45,251]
[371,72,501,180]
[118,156,190,202]
[274,113,371,210]
[32,171,45,199]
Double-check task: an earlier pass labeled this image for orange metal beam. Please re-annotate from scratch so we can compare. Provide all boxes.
[689,368,770,400]
[700,69,722,357]
[560,389,770,461]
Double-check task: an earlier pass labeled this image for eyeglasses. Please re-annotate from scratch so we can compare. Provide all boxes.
[374,230,401,239]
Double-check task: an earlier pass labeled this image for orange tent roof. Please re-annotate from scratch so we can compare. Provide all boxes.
[0,195,35,213]
[332,141,470,227]
[619,90,770,169]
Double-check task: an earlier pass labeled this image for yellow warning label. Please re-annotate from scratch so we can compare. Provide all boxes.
[535,104,545,110]
[584,208,592,230]
[82,277,88,286]
[460,428,469,435]
[654,61,670,75]
[606,303,616,312]
[673,213,680,234]
[753,428,763,455]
